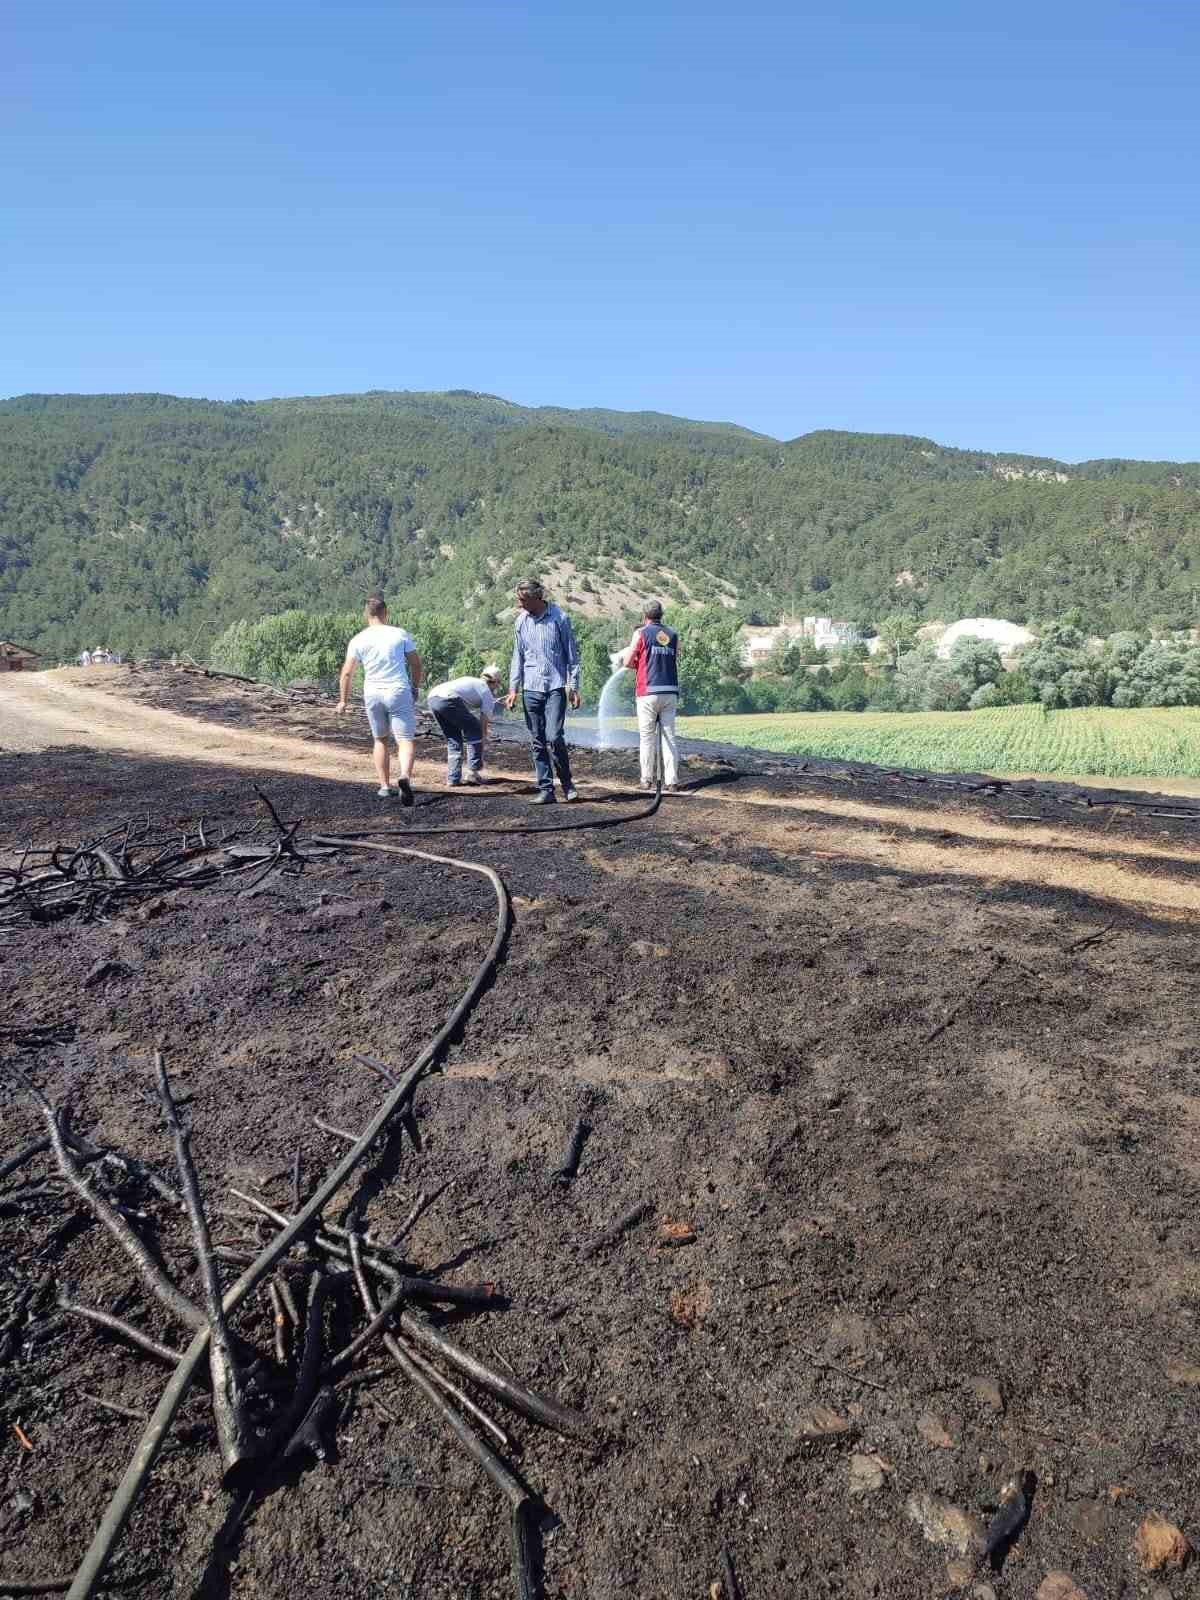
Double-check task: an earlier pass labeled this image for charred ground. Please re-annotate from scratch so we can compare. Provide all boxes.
[2,671,1200,1599]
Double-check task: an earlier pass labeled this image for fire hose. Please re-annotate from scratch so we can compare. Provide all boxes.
[65,778,662,1599]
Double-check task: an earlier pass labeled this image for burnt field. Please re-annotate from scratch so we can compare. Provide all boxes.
[3,681,1200,1599]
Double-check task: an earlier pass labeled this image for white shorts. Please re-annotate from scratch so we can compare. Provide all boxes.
[365,686,415,740]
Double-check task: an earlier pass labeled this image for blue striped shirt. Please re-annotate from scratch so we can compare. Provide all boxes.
[509,603,581,694]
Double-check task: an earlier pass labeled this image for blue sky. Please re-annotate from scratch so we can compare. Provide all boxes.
[6,1,1198,459]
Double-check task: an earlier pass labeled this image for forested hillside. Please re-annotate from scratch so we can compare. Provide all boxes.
[2,389,1199,658]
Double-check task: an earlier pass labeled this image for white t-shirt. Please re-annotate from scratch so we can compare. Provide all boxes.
[345,624,416,694]
[429,676,497,717]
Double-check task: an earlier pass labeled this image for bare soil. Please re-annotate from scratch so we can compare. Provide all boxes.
[3,667,1200,1599]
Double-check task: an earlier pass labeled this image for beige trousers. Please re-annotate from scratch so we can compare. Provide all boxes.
[636,693,679,786]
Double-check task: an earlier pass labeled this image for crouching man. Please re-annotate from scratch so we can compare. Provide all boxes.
[427,666,502,787]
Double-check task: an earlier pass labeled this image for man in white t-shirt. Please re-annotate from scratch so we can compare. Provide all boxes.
[426,666,501,787]
[336,596,423,803]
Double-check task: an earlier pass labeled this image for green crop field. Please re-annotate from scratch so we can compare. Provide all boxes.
[673,704,1200,779]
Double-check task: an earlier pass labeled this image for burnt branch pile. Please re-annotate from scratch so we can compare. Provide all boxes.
[0,802,599,1600]
[0,811,329,936]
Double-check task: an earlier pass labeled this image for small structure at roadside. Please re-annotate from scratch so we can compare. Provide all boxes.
[0,641,41,673]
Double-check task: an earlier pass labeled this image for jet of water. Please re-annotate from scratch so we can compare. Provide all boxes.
[597,663,632,750]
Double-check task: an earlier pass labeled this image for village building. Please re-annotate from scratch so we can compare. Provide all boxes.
[0,640,41,673]
[741,615,861,667]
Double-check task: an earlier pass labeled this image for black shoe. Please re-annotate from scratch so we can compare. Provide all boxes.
[529,791,557,805]
[398,779,414,807]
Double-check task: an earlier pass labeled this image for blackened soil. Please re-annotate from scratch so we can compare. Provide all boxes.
[3,713,1200,1599]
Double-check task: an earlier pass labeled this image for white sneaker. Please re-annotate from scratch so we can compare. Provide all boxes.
[463,770,482,785]
[376,785,393,798]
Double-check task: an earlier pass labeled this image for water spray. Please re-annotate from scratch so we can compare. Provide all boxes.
[597,651,633,751]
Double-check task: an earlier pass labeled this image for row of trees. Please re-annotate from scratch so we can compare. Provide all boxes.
[744,621,1200,714]
[209,603,1200,716]
[208,603,748,713]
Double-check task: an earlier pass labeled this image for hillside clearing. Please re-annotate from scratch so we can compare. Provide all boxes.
[677,702,1200,779]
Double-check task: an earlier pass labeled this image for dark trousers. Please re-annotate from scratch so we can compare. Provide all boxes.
[428,695,484,782]
[522,687,573,795]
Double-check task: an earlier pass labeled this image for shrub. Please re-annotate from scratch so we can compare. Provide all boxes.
[209,609,358,687]
[208,605,478,690]
[781,677,832,712]
[1111,640,1200,706]
[707,681,753,714]
[746,678,783,712]
[893,645,970,711]
[825,668,869,711]
[949,635,1003,691]
[988,668,1036,706]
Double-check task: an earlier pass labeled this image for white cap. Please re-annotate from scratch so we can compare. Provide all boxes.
[482,663,502,682]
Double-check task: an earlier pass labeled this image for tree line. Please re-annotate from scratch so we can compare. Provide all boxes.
[208,601,1200,718]
[743,617,1200,715]
[209,602,745,713]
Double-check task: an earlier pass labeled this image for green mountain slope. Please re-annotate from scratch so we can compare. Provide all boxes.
[1,390,1198,658]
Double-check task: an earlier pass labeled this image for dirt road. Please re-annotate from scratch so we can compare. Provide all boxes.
[0,665,383,773]
[5,666,1200,920]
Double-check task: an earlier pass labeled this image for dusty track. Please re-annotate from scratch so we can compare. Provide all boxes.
[5,668,1200,921]
[3,668,1200,1599]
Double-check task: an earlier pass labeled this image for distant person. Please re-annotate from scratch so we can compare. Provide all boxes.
[78,650,92,667]
[622,601,682,791]
[505,578,581,804]
[427,666,501,787]
[336,596,423,803]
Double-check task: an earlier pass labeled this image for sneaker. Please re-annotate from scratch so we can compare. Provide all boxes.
[463,770,482,786]
[398,779,414,807]
[376,785,394,798]
[638,781,653,792]
[529,791,556,805]
[446,780,461,788]
[563,787,580,803]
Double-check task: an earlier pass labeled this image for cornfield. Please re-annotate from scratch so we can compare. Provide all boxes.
[675,704,1200,779]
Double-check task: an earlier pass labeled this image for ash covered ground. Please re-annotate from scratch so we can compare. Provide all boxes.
[2,669,1200,1598]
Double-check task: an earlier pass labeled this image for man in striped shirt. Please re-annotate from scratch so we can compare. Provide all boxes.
[505,578,582,804]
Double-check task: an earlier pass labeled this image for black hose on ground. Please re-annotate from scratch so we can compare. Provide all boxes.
[332,778,662,838]
[64,841,510,1600]
[65,777,664,1598]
